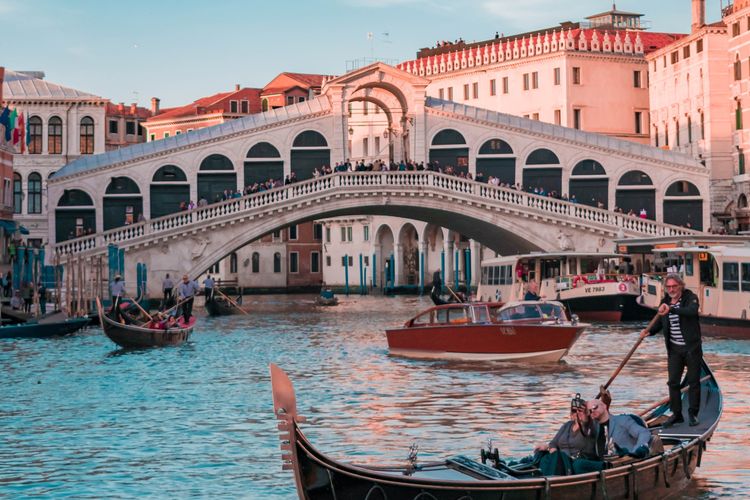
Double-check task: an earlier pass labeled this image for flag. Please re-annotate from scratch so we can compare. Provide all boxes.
[15,112,25,152]
[0,107,9,141]
[25,112,31,147]
[8,108,17,143]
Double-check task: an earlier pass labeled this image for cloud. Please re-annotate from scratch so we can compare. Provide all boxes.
[480,0,600,24]
[341,0,454,10]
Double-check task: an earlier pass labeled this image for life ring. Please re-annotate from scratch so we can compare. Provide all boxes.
[618,283,628,292]
[573,276,582,288]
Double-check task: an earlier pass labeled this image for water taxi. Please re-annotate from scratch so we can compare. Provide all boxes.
[385,300,586,362]
[476,252,650,321]
[617,236,750,339]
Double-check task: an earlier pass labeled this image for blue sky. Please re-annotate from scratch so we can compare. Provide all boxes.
[0,1,718,107]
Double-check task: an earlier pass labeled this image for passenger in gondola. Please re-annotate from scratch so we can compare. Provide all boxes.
[534,393,602,475]
[10,289,23,310]
[586,396,651,460]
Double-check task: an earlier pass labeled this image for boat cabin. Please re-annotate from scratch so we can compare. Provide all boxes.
[404,301,568,328]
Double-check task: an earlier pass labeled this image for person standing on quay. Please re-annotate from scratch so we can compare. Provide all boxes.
[639,273,703,427]
[162,273,174,308]
[178,274,200,322]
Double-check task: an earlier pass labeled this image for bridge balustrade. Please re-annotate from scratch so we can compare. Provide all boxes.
[52,171,696,257]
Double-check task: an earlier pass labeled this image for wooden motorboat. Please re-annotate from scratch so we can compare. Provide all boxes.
[205,294,243,316]
[386,301,586,362]
[0,317,89,339]
[96,299,195,348]
[270,361,722,500]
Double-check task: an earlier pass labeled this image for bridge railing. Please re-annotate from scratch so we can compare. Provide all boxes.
[52,171,696,257]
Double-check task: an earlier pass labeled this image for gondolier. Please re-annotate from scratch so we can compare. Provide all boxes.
[162,273,174,307]
[639,273,703,427]
[178,274,200,322]
[203,275,215,302]
[110,274,126,320]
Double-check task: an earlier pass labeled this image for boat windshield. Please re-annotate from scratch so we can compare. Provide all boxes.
[497,302,566,321]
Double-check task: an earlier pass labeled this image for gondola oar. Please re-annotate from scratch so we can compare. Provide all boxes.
[128,296,154,322]
[162,296,193,316]
[445,284,464,303]
[597,313,660,399]
[215,288,249,315]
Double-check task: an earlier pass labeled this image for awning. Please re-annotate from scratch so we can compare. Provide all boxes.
[18,225,29,235]
[0,220,29,235]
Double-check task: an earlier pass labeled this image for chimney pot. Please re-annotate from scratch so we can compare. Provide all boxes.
[691,0,705,33]
[151,97,160,115]
[117,102,124,112]
[235,84,240,91]
[130,103,137,114]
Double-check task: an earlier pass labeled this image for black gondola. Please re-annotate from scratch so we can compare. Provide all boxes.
[205,293,243,316]
[270,361,721,500]
[96,298,194,348]
[0,317,89,339]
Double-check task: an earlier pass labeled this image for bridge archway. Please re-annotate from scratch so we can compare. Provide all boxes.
[523,148,561,194]
[664,180,702,230]
[375,224,395,288]
[397,223,419,286]
[429,129,468,173]
[103,176,142,230]
[151,165,189,218]
[198,154,236,203]
[569,159,608,208]
[475,138,515,184]
[615,170,655,218]
[56,189,95,241]
[245,142,283,186]
[291,131,330,180]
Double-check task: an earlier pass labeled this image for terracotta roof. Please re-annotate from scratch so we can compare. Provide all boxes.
[105,102,151,119]
[282,72,327,87]
[147,88,262,122]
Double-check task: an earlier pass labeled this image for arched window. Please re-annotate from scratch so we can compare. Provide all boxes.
[13,173,22,214]
[739,193,748,209]
[151,165,189,219]
[476,138,515,184]
[28,116,43,154]
[429,129,469,173]
[291,131,330,180]
[152,164,188,182]
[523,149,561,195]
[198,154,236,203]
[261,98,269,112]
[664,181,702,230]
[27,173,42,214]
[569,160,608,208]
[55,189,95,241]
[252,252,260,273]
[245,142,283,186]
[273,252,282,273]
[431,129,466,145]
[230,252,238,274]
[105,176,141,194]
[526,148,560,165]
[48,116,63,154]
[199,154,234,171]
[292,130,328,148]
[80,116,94,154]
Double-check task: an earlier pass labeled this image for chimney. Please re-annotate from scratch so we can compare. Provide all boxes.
[130,103,137,114]
[117,102,124,112]
[150,97,160,115]
[235,84,240,91]
[691,0,705,33]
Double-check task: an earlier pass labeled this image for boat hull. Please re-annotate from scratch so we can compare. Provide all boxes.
[0,318,89,339]
[101,315,193,348]
[386,323,583,362]
[561,293,653,322]
[205,298,237,316]
[638,301,750,339]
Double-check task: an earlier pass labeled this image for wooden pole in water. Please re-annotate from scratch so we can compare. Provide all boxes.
[65,254,72,316]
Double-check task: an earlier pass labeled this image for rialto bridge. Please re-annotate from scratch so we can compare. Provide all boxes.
[47,63,706,295]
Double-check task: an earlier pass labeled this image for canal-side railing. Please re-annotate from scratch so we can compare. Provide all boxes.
[52,171,697,257]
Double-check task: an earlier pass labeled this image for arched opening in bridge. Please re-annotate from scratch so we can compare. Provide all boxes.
[422,224,445,285]
[346,98,391,163]
[55,189,95,241]
[245,142,283,186]
[476,138,515,184]
[569,159,608,208]
[151,165,189,218]
[664,180,702,230]
[198,154,236,203]
[375,225,395,288]
[615,170,655,219]
[291,131,330,180]
[429,129,468,174]
[523,148,561,195]
[398,223,419,286]
[103,176,143,230]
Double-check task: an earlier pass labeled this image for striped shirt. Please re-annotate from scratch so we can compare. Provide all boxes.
[668,301,686,346]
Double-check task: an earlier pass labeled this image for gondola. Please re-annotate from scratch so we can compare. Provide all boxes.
[96,299,195,349]
[205,293,243,316]
[0,316,89,339]
[270,361,721,500]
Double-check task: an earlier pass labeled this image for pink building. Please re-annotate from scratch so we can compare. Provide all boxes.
[396,6,684,144]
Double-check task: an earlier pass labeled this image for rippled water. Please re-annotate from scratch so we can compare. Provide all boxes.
[1,295,748,499]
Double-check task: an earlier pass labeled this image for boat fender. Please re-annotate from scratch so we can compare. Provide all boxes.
[573,276,582,288]
[680,445,691,479]
[661,454,671,488]
[598,469,610,500]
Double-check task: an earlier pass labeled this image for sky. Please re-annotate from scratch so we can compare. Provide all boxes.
[0,0,722,108]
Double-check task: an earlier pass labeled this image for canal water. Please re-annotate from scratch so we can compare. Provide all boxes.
[1,295,748,498]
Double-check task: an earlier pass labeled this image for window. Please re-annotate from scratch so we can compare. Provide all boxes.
[554,109,561,125]
[364,256,369,266]
[675,119,680,146]
[109,120,118,134]
[532,112,539,120]
[463,83,470,100]
[28,116,42,154]
[737,100,743,130]
[80,116,94,154]
[363,102,368,115]
[326,256,331,267]
[289,252,299,273]
[230,100,238,113]
[687,116,693,143]
[341,256,353,267]
[635,111,642,134]
[654,125,659,147]
[683,45,690,59]
[48,116,62,154]
[700,112,705,140]
[671,51,679,64]
[261,98,269,112]
[273,252,282,273]
[523,73,530,90]
[298,96,305,103]
[447,87,453,100]
[288,224,298,240]
[252,252,260,273]
[472,82,478,98]
[311,251,320,273]
[572,67,581,84]
[27,173,42,214]
[489,79,496,96]
[341,226,352,242]
[374,136,380,153]
[502,77,509,94]
[12,173,22,214]
[363,225,369,241]
[663,55,667,68]
[241,100,249,113]
[273,229,282,241]
[313,223,323,240]
[230,252,238,273]
[740,149,746,175]
[733,22,740,37]
[3,178,10,208]
[363,137,368,156]
[125,121,136,135]
[531,72,538,89]
[742,263,750,291]
[553,67,561,85]
[735,56,742,81]
[149,134,155,142]
[286,95,295,106]
[696,39,703,52]
[209,262,220,274]
[723,262,739,291]
[163,132,170,139]
[573,108,581,130]
[438,88,444,99]
[633,70,642,88]
[325,227,331,243]
[665,122,669,146]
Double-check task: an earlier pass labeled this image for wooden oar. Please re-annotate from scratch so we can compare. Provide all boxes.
[444,284,464,303]
[597,313,661,398]
[640,375,711,418]
[215,288,249,315]
[95,296,106,331]
[162,296,193,316]
[128,296,154,322]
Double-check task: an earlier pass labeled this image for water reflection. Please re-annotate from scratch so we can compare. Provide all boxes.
[0,295,747,498]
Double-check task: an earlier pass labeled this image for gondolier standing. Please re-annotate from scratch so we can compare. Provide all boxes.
[203,274,215,302]
[178,274,200,322]
[110,274,126,320]
[639,273,703,427]
[162,273,174,308]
